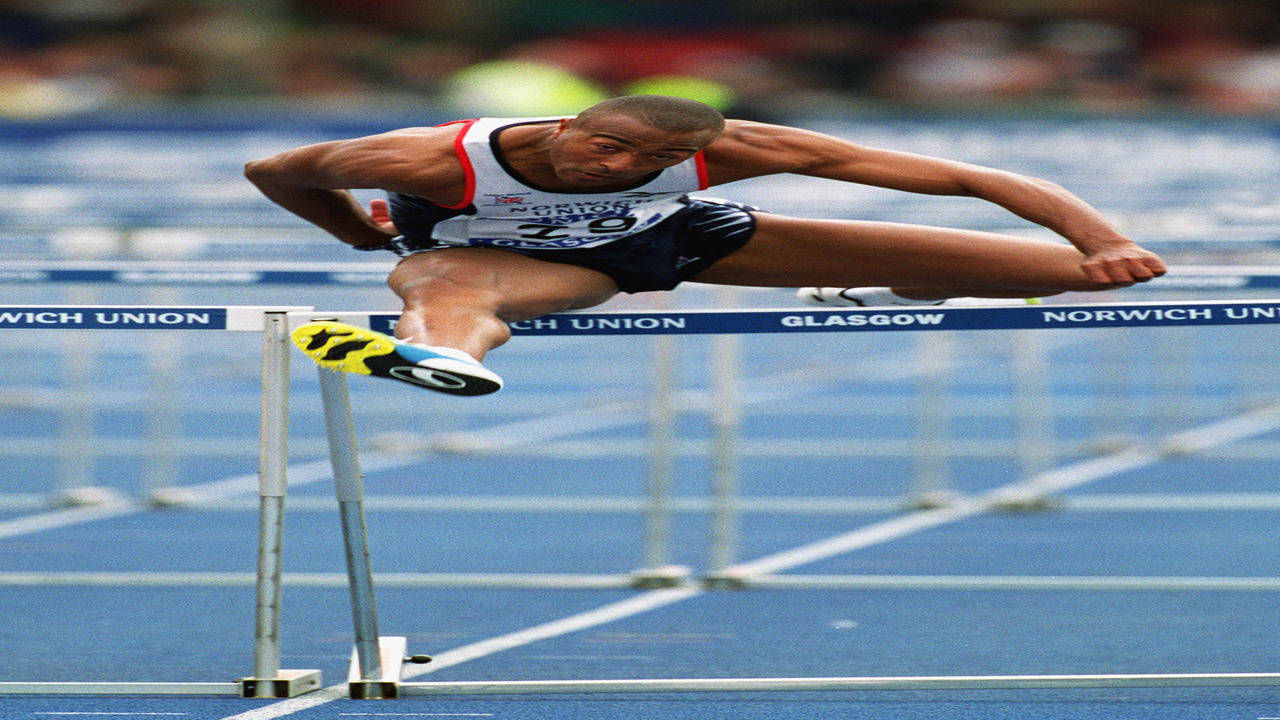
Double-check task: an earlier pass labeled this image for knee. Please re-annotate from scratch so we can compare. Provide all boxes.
[387,254,501,309]
[387,255,512,348]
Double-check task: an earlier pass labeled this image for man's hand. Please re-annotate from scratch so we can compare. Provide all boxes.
[369,198,397,234]
[348,198,401,250]
[349,198,423,256]
[1079,243,1167,286]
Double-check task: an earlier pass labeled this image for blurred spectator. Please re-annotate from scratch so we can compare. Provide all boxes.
[1034,19,1148,111]
[0,0,1278,118]
[873,17,1059,105]
[439,60,609,116]
[767,18,893,95]
[1140,2,1280,113]
[494,30,786,117]
[1192,47,1280,114]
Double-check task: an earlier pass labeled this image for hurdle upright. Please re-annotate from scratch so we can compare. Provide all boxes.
[0,304,321,698]
[299,298,1280,699]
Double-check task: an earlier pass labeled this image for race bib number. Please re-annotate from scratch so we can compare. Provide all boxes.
[514,216,637,241]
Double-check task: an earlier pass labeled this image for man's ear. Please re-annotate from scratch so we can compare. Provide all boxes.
[554,117,572,136]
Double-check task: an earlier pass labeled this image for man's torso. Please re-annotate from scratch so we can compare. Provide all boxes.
[390,117,710,250]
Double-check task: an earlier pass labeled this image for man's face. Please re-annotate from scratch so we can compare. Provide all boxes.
[547,113,716,186]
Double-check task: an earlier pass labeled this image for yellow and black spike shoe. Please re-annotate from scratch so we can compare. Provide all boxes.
[291,321,503,396]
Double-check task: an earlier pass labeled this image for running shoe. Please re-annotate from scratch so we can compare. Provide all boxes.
[291,321,503,396]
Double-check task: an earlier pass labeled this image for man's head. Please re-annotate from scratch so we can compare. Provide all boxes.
[573,95,725,139]
[548,95,724,186]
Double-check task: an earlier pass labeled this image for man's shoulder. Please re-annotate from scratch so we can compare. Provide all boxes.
[378,124,468,151]
[393,125,477,163]
[334,126,468,201]
[702,120,814,183]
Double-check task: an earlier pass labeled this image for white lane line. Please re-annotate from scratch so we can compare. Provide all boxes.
[719,406,1280,580]
[0,454,418,541]
[10,570,1280,593]
[720,501,986,579]
[740,574,1280,592]
[0,407,626,540]
[716,448,1159,580]
[33,707,186,712]
[400,589,699,681]
[217,588,697,720]
[0,503,138,540]
[0,351,874,541]
[0,571,635,589]
[216,405,1280,718]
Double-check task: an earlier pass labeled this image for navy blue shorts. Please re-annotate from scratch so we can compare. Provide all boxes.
[385,197,758,293]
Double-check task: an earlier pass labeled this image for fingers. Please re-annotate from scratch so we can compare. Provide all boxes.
[1082,251,1167,287]
[369,198,398,232]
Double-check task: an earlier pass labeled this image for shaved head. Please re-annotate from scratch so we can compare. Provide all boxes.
[573,95,725,139]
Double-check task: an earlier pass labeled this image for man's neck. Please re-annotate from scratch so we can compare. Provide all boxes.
[496,123,646,194]
[494,123,564,187]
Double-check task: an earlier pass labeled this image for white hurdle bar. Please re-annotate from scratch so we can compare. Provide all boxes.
[310,297,1280,338]
[295,298,1280,699]
[0,305,322,698]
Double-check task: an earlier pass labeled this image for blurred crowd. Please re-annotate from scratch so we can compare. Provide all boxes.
[1,0,1278,119]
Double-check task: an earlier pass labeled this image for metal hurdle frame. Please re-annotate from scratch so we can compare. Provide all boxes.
[0,304,322,698]
[5,290,1280,699]
[298,299,1280,699]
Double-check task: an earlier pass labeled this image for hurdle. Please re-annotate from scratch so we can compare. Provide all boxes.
[9,260,1280,510]
[295,298,1280,699]
[0,304,322,698]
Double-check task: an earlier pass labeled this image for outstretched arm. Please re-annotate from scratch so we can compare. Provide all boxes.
[702,121,1165,286]
[244,127,461,248]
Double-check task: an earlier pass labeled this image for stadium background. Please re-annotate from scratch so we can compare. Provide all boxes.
[2,0,1278,120]
[4,2,1280,719]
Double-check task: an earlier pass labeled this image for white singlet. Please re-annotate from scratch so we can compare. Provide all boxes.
[427,117,710,251]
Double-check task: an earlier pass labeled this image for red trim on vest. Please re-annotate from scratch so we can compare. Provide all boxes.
[694,151,709,190]
[433,119,478,209]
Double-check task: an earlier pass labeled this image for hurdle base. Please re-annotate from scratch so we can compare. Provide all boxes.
[629,565,693,589]
[902,489,966,511]
[53,485,128,508]
[237,669,323,698]
[348,636,407,699]
[989,488,1063,513]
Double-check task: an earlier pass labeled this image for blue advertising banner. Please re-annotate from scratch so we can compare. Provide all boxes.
[0,307,230,330]
[362,300,1280,337]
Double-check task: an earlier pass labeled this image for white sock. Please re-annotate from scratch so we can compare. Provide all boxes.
[848,288,945,306]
